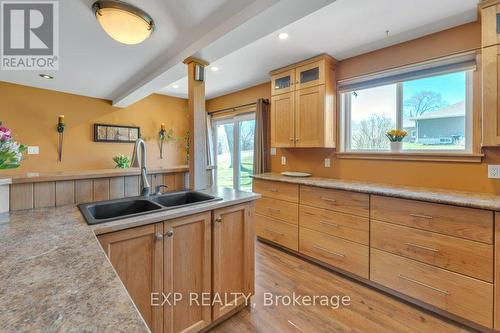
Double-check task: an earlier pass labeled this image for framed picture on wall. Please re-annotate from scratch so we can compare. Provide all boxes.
[94,124,140,143]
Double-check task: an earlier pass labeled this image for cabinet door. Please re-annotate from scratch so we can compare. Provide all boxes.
[271,92,295,147]
[481,2,500,48]
[295,85,326,147]
[98,223,164,333]
[212,203,255,320]
[163,212,212,333]
[482,45,500,146]
[295,60,325,90]
[271,69,295,95]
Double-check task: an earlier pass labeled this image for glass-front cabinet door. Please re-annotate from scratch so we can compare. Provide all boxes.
[271,69,295,95]
[295,60,325,90]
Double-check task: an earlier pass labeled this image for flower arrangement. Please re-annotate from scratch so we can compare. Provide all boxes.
[385,129,408,142]
[0,121,26,169]
[113,154,131,169]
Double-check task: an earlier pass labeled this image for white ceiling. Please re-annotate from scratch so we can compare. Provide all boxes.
[159,0,480,99]
[0,0,480,104]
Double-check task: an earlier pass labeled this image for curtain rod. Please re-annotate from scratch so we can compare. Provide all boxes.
[208,99,269,114]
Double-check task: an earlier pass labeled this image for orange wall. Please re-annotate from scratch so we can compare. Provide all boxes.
[0,82,189,174]
[207,22,500,194]
[206,82,271,112]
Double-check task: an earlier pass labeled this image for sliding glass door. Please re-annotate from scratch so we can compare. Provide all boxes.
[213,113,255,191]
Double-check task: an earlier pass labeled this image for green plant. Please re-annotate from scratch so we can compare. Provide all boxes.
[178,131,190,164]
[113,154,130,168]
[0,121,27,169]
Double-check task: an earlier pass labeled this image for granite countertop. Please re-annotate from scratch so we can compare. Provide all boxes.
[0,166,189,184]
[253,173,500,211]
[0,187,259,332]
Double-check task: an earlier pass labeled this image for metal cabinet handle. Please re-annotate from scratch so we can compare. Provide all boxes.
[268,188,279,193]
[215,217,222,224]
[398,274,449,295]
[265,228,284,236]
[289,138,294,141]
[267,207,281,213]
[165,230,174,237]
[409,213,433,220]
[155,233,164,241]
[405,242,438,253]
[320,197,336,203]
[319,220,339,228]
[313,245,345,258]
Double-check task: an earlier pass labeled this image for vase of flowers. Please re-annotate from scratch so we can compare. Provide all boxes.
[386,129,407,152]
[0,121,26,169]
[113,154,130,169]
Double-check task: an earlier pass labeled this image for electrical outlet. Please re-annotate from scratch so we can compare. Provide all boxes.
[488,165,500,179]
[270,147,277,156]
[281,156,287,165]
[27,146,39,155]
[324,158,331,168]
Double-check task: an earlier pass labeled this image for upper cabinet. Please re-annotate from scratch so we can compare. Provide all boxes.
[270,55,337,148]
[481,1,500,146]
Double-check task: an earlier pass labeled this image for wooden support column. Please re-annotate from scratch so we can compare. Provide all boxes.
[183,57,209,190]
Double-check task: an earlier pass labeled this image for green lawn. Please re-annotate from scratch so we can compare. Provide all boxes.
[216,150,254,191]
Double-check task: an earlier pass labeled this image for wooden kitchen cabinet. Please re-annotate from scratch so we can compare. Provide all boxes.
[482,44,500,146]
[163,212,212,333]
[98,223,164,333]
[271,92,295,148]
[481,0,500,48]
[212,203,255,320]
[270,54,336,148]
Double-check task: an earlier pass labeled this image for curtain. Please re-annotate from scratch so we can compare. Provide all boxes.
[253,98,270,175]
[206,113,215,187]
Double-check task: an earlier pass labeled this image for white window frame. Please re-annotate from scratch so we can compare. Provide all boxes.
[339,70,474,154]
[212,112,255,190]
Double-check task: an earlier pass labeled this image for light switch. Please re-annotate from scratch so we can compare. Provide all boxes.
[324,158,331,168]
[27,146,39,155]
[281,156,287,165]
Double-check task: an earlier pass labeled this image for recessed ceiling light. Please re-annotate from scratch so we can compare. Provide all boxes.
[39,74,54,80]
[278,32,289,40]
[92,0,155,45]
[210,66,219,72]
[172,84,179,89]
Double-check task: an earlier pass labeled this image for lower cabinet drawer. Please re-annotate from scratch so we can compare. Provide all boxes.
[256,197,298,225]
[371,220,493,282]
[299,227,369,279]
[371,249,493,328]
[256,214,298,251]
[300,205,369,245]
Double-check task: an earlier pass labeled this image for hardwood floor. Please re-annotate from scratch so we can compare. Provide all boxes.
[209,241,476,333]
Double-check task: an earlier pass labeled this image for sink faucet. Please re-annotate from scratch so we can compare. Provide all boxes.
[131,138,151,196]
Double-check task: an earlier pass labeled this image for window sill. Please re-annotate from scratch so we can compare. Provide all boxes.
[336,152,483,163]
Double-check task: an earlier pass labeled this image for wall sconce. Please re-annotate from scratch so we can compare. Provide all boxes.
[159,123,166,159]
[57,115,65,162]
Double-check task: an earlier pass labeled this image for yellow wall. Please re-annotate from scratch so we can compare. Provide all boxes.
[207,22,500,194]
[0,82,189,174]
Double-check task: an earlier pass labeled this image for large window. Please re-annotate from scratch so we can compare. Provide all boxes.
[340,67,473,153]
[213,113,255,191]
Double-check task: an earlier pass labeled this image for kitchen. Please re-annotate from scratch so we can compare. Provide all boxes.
[1,0,500,332]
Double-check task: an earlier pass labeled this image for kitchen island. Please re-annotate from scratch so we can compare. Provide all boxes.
[0,187,259,333]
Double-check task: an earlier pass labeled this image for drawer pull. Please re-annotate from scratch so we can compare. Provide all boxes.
[313,245,345,258]
[409,213,433,220]
[267,207,281,213]
[398,274,449,295]
[319,220,339,228]
[320,197,337,203]
[268,188,279,193]
[265,228,284,236]
[405,242,438,253]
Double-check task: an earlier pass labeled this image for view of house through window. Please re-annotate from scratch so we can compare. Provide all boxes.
[343,71,471,152]
[213,113,255,191]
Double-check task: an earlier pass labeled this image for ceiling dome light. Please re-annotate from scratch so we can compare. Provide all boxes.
[278,32,289,40]
[92,0,155,45]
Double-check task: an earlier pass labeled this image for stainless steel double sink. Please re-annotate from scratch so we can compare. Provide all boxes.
[79,191,222,225]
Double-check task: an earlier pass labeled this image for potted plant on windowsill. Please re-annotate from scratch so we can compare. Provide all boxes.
[386,129,407,152]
